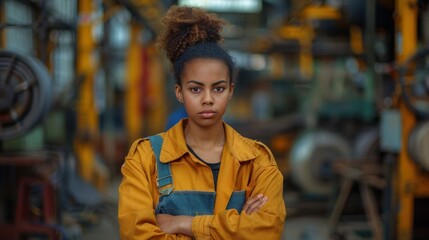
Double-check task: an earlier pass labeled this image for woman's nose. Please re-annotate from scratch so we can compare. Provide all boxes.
[202,90,214,105]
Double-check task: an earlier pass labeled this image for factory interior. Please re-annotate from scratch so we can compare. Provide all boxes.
[1,0,429,239]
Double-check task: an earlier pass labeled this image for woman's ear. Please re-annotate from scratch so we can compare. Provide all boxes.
[175,85,183,103]
[229,83,234,99]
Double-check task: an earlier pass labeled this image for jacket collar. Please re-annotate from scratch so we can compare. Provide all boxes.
[159,119,260,163]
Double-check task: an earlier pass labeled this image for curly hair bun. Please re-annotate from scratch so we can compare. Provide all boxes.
[157,5,226,63]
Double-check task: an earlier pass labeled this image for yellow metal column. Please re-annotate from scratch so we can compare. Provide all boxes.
[299,29,313,80]
[75,0,100,188]
[146,45,166,135]
[125,22,144,143]
[395,0,417,239]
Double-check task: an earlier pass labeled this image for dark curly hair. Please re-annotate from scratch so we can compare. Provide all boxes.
[157,5,235,84]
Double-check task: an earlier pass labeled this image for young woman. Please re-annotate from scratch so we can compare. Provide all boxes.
[118,5,286,239]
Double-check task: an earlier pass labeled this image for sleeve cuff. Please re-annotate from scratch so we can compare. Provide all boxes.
[192,215,213,239]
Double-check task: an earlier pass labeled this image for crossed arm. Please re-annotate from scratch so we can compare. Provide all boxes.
[156,194,269,237]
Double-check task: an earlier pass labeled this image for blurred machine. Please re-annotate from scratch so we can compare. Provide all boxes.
[283,0,382,196]
[0,1,62,238]
[289,129,351,196]
[280,0,429,239]
[0,0,168,239]
[0,51,53,140]
[0,49,58,240]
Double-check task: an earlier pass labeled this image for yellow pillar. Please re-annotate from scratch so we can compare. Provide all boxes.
[146,45,166,135]
[299,28,313,80]
[395,0,417,239]
[125,22,144,143]
[75,0,101,188]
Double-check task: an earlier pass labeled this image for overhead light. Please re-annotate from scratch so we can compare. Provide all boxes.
[178,0,261,13]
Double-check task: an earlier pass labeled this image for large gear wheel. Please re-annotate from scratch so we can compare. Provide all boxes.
[0,50,52,140]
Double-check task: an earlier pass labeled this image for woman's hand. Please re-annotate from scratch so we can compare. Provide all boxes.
[243,193,268,215]
[156,214,194,237]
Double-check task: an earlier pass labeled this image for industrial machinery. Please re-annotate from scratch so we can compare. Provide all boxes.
[0,50,53,140]
[289,129,351,196]
[283,1,381,198]
[0,0,164,238]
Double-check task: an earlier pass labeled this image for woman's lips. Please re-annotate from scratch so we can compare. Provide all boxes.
[199,110,216,118]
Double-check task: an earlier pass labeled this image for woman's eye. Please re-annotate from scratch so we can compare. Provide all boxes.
[214,87,225,93]
[191,87,200,93]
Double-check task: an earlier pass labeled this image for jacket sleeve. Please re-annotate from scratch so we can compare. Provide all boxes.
[191,143,286,240]
[118,139,191,240]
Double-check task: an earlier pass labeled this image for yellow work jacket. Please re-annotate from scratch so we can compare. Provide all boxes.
[118,119,286,239]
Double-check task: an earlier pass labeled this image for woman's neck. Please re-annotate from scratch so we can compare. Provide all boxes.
[184,121,225,150]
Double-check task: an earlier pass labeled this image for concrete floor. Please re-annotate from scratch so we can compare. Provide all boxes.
[81,178,120,240]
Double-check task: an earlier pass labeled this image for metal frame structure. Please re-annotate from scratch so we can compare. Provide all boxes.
[395,0,429,239]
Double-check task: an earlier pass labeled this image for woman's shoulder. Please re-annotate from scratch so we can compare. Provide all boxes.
[126,138,151,158]
[253,140,277,165]
[126,133,167,161]
[232,136,278,168]
[226,124,268,150]
[227,126,277,167]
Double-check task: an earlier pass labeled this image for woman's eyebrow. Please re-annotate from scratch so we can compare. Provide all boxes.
[186,80,227,86]
[212,80,228,86]
[186,80,204,86]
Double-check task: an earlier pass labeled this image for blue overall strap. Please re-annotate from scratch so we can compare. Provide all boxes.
[148,135,174,195]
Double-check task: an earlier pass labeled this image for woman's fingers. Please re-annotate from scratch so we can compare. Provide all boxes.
[243,194,269,215]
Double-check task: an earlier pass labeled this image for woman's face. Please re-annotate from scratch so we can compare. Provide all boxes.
[176,58,234,128]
